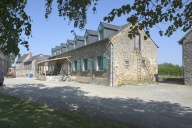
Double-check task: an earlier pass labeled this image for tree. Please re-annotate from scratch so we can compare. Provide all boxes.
[10,53,16,67]
[45,0,191,39]
[158,63,183,76]
[0,0,31,55]
[0,0,191,55]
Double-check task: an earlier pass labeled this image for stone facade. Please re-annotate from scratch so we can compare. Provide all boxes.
[112,24,158,85]
[16,53,32,70]
[16,53,50,77]
[45,22,158,86]
[179,29,192,85]
[51,38,111,85]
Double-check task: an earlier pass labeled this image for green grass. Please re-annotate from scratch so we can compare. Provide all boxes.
[158,75,183,81]
[0,93,122,128]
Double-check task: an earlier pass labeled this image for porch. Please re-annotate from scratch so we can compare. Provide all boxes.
[36,56,73,81]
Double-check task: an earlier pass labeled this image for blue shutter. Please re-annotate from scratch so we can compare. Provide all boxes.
[103,55,108,70]
[94,57,97,70]
[70,62,72,73]
[72,61,75,72]
[77,60,80,71]
[81,59,84,71]
[87,58,90,70]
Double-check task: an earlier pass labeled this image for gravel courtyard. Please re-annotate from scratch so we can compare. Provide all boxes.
[1,78,192,128]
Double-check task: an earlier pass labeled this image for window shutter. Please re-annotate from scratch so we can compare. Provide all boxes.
[94,57,97,70]
[81,59,84,71]
[103,55,108,70]
[72,61,75,71]
[77,60,80,71]
[87,58,90,70]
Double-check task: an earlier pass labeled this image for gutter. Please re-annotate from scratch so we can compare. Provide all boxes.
[109,38,114,87]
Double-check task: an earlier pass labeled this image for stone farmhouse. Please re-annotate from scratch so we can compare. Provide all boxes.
[178,29,192,85]
[16,53,50,76]
[38,22,158,86]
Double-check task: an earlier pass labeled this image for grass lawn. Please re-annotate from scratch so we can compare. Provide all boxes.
[0,93,122,128]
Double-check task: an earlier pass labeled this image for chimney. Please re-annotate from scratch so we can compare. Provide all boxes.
[29,52,32,58]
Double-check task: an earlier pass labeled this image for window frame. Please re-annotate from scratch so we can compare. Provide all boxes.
[96,56,103,70]
[134,34,141,51]
[83,59,88,71]
[74,60,78,71]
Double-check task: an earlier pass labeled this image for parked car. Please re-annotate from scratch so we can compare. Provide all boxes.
[0,69,4,86]
[6,68,16,78]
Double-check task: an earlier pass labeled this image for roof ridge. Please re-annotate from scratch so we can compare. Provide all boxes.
[101,21,121,28]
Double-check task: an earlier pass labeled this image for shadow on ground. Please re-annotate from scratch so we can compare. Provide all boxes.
[159,78,184,85]
[0,83,192,128]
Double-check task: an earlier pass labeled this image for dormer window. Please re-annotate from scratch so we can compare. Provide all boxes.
[52,51,56,56]
[98,24,104,40]
[66,44,68,52]
[85,36,88,45]
[57,49,60,54]
[74,38,77,49]
[98,29,103,40]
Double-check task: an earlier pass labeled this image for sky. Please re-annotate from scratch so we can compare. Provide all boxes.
[19,0,187,66]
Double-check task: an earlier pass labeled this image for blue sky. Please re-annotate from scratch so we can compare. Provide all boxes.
[20,0,186,66]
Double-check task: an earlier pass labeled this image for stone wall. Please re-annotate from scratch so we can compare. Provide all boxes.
[111,25,158,85]
[15,69,34,77]
[53,38,111,85]
[182,31,192,85]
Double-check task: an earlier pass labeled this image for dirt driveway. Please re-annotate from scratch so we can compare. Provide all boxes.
[1,78,192,128]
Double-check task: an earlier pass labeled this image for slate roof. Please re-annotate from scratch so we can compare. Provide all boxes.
[101,22,121,31]
[24,54,39,63]
[51,48,55,52]
[16,54,29,63]
[36,55,51,63]
[87,29,98,36]
[178,29,192,44]
[67,39,74,45]
[60,43,66,48]
[55,46,61,50]
[25,54,50,63]
[76,35,84,41]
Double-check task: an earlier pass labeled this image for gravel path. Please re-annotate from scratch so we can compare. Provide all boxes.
[1,78,192,128]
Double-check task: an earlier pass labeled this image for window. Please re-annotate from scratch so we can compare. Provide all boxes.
[57,49,60,54]
[66,45,68,52]
[94,56,102,70]
[52,51,56,56]
[74,38,77,49]
[94,55,108,71]
[142,59,146,67]
[124,59,129,66]
[98,56,103,70]
[98,30,103,40]
[74,60,77,71]
[85,36,88,45]
[134,34,141,51]
[98,24,104,40]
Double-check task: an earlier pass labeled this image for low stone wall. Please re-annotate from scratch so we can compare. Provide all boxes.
[36,75,46,81]
[75,76,110,86]
[15,69,35,77]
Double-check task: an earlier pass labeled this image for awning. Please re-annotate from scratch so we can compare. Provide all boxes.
[37,56,71,64]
